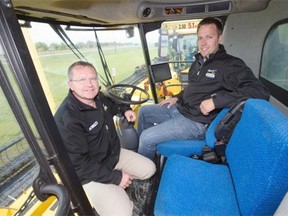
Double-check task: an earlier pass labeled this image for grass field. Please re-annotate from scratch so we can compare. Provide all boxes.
[42,46,154,108]
[0,45,157,147]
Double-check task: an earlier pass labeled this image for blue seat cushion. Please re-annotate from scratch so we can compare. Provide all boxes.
[156,108,229,158]
[154,155,240,216]
[157,139,206,158]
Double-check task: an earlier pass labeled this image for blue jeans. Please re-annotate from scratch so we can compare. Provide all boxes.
[137,104,208,160]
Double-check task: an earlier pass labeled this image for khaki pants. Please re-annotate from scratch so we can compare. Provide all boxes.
[83,148,156,216]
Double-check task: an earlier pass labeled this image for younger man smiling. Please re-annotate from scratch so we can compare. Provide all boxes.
[137,17,270,160]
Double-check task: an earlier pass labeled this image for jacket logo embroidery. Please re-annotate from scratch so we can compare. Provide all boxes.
[103,105,108,111]
[89,121,98,131]
[206,69,217,78]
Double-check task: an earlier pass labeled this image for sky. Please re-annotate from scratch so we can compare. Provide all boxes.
[28,22,156,45]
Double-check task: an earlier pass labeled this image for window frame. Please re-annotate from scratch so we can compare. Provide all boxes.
[259,19,288,107]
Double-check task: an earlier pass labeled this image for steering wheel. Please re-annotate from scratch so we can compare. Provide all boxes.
[105,84,150,105]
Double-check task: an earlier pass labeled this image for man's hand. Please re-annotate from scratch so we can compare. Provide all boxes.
[124,110,136,122]
[199,98,215,115]
[159,97,178,108]
[119,170,133,189]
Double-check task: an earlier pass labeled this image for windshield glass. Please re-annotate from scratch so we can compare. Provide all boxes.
[23,19,200,109]
[24,22,152,110]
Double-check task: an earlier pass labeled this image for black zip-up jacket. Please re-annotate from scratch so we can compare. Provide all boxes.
[54,91,130,185]
[176,45,270,124]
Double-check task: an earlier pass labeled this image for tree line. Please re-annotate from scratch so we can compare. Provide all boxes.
[35,41,122,52]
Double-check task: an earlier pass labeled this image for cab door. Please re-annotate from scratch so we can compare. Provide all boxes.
[0,2,96,215]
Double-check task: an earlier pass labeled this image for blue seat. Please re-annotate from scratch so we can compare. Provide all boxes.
[156,108,229,158]
[154,99,288,215]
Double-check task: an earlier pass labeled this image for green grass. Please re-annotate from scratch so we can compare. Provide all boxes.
[0,62,29,147]
[41,46,155,108]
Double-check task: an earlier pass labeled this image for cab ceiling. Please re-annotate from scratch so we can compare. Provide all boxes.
[11,0,271,26]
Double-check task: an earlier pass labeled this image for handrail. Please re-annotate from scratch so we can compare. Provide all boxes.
[39,184,71,216]
[32,170,72,216]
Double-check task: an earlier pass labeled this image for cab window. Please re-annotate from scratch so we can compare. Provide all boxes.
[260,20,288,106]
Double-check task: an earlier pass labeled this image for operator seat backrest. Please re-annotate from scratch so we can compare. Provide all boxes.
[226,99,288,215]
[156,108,229,158]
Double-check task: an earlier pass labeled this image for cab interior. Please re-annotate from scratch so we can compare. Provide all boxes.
[0,0,288,215]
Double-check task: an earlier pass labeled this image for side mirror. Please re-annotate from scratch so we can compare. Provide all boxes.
[126,27,134,38]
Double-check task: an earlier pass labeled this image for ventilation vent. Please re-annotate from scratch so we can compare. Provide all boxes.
[186,5,206,14]
[208,2,231,12]
[138,1,232,19]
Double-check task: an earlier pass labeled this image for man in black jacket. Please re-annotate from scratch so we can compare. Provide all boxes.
[54,61,156,216]
[137,17,270,160]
